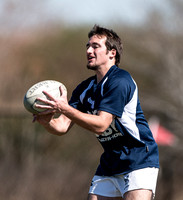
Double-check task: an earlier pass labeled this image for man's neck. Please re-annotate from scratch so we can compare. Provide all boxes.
[96,64,114,83]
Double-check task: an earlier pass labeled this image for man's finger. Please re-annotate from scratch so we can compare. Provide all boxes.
[42,90,55,101]
[59,85,67,97]
[36,98,55,106]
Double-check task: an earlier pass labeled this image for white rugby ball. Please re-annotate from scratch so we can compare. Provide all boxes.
[23,80,67,114]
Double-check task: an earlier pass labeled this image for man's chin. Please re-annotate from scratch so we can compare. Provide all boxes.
[87,64,98,71]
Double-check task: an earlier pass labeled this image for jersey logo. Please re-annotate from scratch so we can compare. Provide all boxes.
[87,110,123,143]
[87,97,95,109]
[96,120,123,142]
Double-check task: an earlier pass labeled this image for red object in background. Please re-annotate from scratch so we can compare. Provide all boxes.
[149,118,176,146]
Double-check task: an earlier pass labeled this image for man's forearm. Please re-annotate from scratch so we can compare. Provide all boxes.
[62,104,113,134]
[40,114,73,136]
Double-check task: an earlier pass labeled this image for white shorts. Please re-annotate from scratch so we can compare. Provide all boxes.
[89,167,159,198]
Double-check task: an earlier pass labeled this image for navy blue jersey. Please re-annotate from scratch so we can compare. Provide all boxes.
[69,65,159,176]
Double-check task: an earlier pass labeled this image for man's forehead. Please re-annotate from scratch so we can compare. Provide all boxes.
[88,35,106,44]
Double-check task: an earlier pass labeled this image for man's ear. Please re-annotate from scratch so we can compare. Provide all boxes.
[109,49,116,59]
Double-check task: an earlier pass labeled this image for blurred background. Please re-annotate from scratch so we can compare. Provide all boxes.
[0,0,183,199]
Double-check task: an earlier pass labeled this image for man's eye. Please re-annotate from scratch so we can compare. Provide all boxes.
[93,45,99,49]
[86,43,100,49]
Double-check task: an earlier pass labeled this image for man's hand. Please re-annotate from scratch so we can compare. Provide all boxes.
[35,85,68,115]
[33,113,54,126]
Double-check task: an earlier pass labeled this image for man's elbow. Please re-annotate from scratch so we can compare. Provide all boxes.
[93,126,108,135]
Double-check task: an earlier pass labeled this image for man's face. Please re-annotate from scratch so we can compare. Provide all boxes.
[86,35,109,70]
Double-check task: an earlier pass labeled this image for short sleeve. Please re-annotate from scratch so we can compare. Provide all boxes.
[69,76,95,112]
[69,83,84,111]
[98,77,136,118]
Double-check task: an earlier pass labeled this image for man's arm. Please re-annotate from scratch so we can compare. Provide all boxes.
[35,113,73,136]
[36,105,113,135]
[35,86,114,135]
[61,106,113,134]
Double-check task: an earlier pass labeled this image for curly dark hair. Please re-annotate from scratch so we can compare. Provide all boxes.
[88,25,123,66]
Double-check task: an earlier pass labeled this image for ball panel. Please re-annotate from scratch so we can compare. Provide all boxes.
[23,80,67,114]
[23,95,38,114]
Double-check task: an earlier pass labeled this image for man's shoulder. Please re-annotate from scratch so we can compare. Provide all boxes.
[112,66,132,79]
[73,75,95,93]
[107,66,135,88]
[82,75,96,84]
[78,75,95,87]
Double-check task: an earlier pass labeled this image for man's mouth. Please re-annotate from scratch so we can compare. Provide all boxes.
[88,56,95,62]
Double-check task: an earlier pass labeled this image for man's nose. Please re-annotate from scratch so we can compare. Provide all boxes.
[87,46,93,54]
